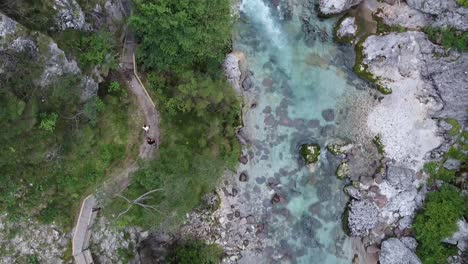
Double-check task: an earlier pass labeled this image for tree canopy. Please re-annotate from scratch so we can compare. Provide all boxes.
[130,0,232,71]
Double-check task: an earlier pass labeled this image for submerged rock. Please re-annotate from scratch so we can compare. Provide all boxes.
[319,0,363,16]
[348,199,379,236]
[300,143,321,164]
[379,238,422,264]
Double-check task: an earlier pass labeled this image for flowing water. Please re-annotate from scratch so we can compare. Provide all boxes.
[232,0,364,263]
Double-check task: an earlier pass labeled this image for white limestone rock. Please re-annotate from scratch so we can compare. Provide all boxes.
[336,17,357,40]
[379,238,422,264]
[319,0,363,16]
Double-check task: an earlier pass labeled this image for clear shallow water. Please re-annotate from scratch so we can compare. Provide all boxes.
[234,0,358,263]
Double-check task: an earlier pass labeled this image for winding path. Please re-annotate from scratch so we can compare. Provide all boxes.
[72,33,159,264]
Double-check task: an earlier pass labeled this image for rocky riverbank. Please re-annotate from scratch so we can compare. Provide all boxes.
[329,0,467,263]
[135,1,467,263]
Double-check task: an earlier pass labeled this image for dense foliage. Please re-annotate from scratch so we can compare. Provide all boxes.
[424,27,468,52]
[0,0,56,31]
[107,0,239,229]
[53,30,118,72]
[130,0,232,71]
[167,240,224,264]
[0,23,133,226]
[413,185,466,264]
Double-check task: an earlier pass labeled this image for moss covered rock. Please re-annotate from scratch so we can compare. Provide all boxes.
[336,162,350,180]
[300,143,321,164]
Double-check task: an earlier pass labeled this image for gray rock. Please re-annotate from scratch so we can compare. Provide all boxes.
[0,13,16,37]
[444,158,461,171]
[223,53,242,94]
[406,0,468,31]
[348,199,379,237]
[400,237,418,252]
[444,220,468,252]
[386,166,416,191]
[379,238,422,264]
[53,0,86,30]
[344,185,362,199]
[319,0,363,15]
[336,17,357,40]
[377,3,430,30]
[398,215,414,230]
[384,188,418,218]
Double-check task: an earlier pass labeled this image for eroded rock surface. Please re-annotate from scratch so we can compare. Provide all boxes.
[348,199,379,236]
[53,0,86,30]
[379,238,422,264]
[406,0,468,31]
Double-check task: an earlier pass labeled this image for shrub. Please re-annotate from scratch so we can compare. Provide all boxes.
[168,240,224,264]
[413,185,465,264]
[424,27,468,52]
[39,112,58,132]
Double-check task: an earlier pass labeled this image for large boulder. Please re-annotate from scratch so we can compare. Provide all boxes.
[319,0,363,16]
[348,199,379,236]
[385,166,416,191]
[379,238,422,264]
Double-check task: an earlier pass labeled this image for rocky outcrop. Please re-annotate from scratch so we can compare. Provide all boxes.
[0,12,98,102]
[336,17,357,42]
[406,0,468,31]
[223,52,246,95]
[53,0,86,30]
[379,238,422,264]
[362,32,448,169]
[0,215,69,264]
[90,0,130,33]
[91,217,145,264]
[319,0,363,16]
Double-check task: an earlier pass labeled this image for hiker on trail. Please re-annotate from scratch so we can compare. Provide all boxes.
[142,124,150,133]
[146,137,156,145]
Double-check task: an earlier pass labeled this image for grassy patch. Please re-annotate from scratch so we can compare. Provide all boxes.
[445,118,461,136]
[52,29,118,72]
[167,240,224,264]
[372,134,385,155]
[373,11,407,35]
[424,27,468,52]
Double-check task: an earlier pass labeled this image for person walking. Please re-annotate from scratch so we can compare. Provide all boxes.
[146,137,156,145]
[142,124,150,133]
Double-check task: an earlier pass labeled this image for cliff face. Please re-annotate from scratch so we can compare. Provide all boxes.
[0,12,98,101]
